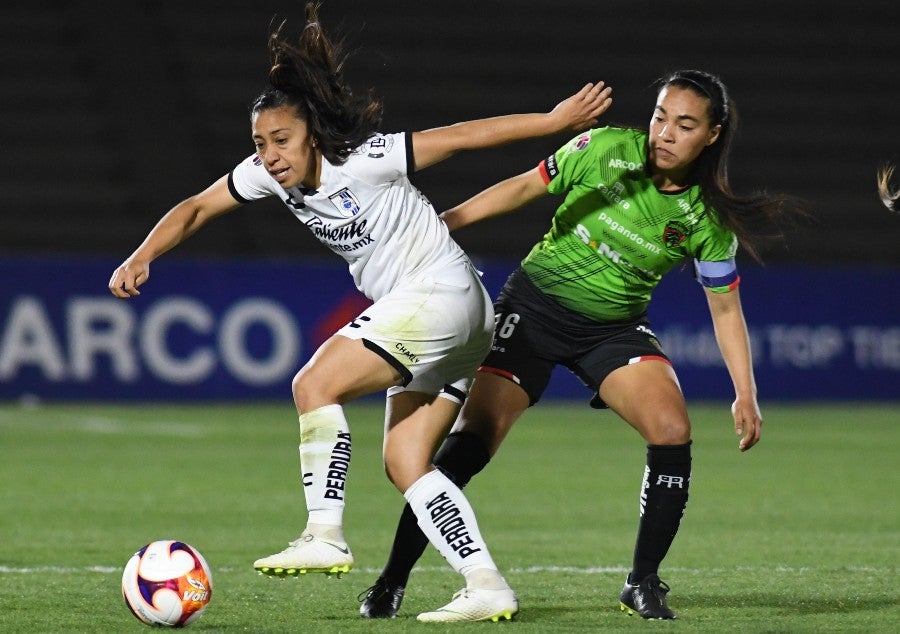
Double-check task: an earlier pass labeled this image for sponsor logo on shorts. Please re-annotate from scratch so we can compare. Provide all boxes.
[348,315,371,329]
[395,342,420,364]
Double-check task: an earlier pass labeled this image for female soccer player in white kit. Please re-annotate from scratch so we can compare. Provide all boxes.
[108,3,611,622]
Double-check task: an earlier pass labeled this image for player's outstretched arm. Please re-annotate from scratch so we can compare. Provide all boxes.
[441,167,547,232]
[705,287,762,451]
[108,176,241,298]
[411,82,612,171]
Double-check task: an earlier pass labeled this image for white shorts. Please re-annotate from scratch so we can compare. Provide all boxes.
[337,262,494,401]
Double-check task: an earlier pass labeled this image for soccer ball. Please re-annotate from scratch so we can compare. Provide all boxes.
[122,540,213,627]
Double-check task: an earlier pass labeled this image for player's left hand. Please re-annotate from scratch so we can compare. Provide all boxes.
[732,395,762,452]
[549,82,613,132]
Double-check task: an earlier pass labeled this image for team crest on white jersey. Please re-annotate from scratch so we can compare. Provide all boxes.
[329,187,361,217]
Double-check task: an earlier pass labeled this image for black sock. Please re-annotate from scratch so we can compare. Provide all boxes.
[380,431,490,586]
[631,442,691,582]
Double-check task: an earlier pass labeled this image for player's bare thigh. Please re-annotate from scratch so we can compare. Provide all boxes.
[598,360,691,445]
[292,334,403,412]
[452,371,530,456]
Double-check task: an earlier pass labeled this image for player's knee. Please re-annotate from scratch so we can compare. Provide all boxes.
[291,367,326,412]
[383,454,427,493]
[644,416,691,445]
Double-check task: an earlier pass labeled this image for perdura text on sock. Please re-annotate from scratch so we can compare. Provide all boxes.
[424,491,482,558]
[324,432,352,500]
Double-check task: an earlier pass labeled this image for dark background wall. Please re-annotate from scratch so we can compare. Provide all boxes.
[3,0,898,265]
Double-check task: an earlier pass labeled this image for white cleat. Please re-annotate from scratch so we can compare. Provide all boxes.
[417,586,518,623]
[253,534,353,578]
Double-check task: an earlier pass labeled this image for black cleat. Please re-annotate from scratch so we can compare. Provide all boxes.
[619,573,677,619]
[358,576,405,618]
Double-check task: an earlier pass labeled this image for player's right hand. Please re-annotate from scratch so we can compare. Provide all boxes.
[549,82,613,133]
[108,260,149,298]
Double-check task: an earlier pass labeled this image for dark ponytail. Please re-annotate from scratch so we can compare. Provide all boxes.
[877,164,899,213]
[658,70,807,262]
[251,2,382,164]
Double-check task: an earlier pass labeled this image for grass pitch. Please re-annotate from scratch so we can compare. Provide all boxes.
[0,400,897,632]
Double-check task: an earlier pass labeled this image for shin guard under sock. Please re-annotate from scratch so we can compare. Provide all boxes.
[404,469,497,575]
[631,441,691,581]
[298,404,351,528]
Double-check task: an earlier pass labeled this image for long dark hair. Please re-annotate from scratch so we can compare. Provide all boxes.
[877,164,899,213]
[250,2,382,165]
[658,70,806,262]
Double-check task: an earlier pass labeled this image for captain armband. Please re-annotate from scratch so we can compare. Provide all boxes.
[693,258,740,293]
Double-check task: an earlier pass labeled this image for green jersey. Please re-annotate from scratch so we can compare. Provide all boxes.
[523,126,739,321]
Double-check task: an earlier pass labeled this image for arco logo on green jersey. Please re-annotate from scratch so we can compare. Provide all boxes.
[607,158,643,171]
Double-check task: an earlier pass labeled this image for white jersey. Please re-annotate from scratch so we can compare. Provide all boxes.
[228,132,471,301]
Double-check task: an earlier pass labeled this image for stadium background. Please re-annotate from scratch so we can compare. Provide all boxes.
[1,0,898,402]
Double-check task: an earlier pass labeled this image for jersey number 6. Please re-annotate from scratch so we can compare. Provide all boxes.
[495,312,520,339]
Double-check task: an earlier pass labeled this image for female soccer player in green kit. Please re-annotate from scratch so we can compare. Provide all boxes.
[359,69,806,621]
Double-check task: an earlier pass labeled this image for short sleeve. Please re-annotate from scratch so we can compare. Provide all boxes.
[342,132,408,185]
[538,130,600,195]
[228,154,278,203]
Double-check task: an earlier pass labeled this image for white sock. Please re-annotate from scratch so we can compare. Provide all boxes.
[298,404,351,534]
[465,566,509,591]
[404,469,498,577]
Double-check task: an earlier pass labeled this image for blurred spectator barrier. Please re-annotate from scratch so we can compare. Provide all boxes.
[1,257,897,402]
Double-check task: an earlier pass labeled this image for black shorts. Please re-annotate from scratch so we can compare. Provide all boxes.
[479,268,671,408]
